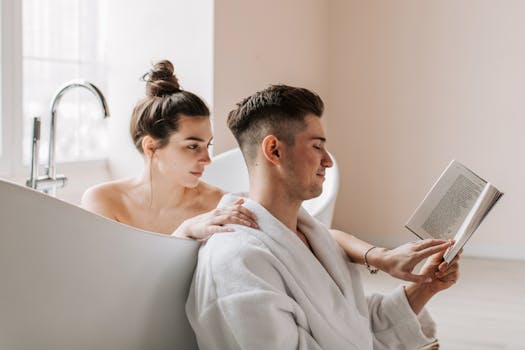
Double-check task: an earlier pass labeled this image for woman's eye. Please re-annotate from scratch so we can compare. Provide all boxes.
[187,144,199,150]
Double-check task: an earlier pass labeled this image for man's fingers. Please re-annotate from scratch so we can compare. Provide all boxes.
[436,262,459,278]
[402,273,433,284]
[416,241,453,260]
[415,239,450,251]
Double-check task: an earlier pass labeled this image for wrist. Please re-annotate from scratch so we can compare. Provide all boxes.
[404,283,435,315]
[366,247,388,271]
[173,221,193,239]
[405,282,436,300]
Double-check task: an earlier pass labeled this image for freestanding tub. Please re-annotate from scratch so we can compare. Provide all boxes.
[202,148,340,227]
[0,179,200,350]
[0,148,339,349]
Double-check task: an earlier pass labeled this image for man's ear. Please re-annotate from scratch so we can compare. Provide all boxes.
[142,135,157,158]
[261,135,281,165]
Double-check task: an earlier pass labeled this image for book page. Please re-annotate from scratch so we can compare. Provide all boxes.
[405,160,486,240]
[443,183,503,263]
[421,174,481,239]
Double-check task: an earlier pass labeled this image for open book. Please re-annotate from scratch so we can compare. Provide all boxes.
[405,160,503,263]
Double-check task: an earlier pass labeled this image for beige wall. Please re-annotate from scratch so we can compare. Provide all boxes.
[327,0,524,259]
[213,0,329,154]
[102,0,524,260]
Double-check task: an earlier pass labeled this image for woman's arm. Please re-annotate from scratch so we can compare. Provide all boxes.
[330,229,452,283]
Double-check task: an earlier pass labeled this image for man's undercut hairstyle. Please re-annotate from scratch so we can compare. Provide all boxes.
[227,84,324,163]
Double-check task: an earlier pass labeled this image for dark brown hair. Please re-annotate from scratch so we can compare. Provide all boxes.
[130,60,210,154]
[227,84,324,162]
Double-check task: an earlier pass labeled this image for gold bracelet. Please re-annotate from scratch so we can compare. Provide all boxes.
[364,246,379,274]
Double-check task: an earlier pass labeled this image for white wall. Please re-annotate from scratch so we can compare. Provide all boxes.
[104,0,214,178]
[327,0,525,259]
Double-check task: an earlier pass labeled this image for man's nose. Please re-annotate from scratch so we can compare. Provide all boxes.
[322,149,333,168]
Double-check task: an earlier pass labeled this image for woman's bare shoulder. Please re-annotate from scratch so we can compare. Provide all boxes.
[81,179,134,219]
[196,181,226,207]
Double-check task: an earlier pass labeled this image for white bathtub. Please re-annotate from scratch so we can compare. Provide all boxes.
[0,179,200,350]
[0,148,339,349]
[202,148,340,228]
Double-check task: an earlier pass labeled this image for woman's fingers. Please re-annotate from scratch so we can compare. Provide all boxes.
[233,198,245,205]
[213,214,258,228]
[235,205,257,223]
[206,225,235,234]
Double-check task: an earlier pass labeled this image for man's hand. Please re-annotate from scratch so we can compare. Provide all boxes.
[371,239,454,283]
[404,248,462,314]
[416,248,462,294]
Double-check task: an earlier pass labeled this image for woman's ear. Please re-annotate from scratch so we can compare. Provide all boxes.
[261,135,281,165]
[142,135,157,158]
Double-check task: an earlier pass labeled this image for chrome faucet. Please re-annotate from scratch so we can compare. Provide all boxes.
[27,80,110,195]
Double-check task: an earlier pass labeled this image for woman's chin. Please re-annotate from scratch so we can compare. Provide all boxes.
[184,178,201,188]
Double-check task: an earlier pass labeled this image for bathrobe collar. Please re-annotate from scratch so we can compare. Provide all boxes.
[218,193,371,347]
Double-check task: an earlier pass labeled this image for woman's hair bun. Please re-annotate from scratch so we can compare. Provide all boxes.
[143,60,181,97]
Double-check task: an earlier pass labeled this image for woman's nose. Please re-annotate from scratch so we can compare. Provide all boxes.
[200,149,212,164]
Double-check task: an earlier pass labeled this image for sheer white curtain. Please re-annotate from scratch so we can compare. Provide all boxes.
[22,0,108,165]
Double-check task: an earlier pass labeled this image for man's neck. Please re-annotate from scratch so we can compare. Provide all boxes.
[249,180,302,235]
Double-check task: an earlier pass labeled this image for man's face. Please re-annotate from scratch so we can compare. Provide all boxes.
[281,114,333,201]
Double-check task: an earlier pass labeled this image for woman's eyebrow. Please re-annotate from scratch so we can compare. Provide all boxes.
[184,137,206,142]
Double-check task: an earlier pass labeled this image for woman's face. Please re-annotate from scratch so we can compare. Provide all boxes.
[151,115,213,188]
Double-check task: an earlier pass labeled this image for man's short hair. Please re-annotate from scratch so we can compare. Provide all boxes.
[227,85,324,163]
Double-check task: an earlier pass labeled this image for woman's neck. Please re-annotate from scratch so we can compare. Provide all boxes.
[137,170,198,211]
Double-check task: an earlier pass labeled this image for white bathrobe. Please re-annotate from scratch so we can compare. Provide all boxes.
[186,194,437,349]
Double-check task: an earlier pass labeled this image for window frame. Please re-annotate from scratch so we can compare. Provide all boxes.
[1,0,23,177]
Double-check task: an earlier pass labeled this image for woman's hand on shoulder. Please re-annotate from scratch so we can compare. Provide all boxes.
[374,239,453,283]
[172,198,258,240]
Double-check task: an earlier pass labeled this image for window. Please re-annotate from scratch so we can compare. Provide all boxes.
[22,0,108,165]
[0,0,109,177]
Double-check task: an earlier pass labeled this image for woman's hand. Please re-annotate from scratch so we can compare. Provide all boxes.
[370,239,454,283]
[172,198,258,240]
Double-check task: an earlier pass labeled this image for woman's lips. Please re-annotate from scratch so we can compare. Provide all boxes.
[190,171,203,177]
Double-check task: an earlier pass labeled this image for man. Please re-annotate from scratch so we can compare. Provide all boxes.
[186,85,459,349]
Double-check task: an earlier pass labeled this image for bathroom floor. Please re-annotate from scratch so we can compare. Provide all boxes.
[360,257,525,350]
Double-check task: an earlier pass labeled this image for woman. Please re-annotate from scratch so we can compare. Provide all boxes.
[82,60,452,282]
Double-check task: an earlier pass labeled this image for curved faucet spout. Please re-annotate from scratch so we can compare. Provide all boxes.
[47,79,110,179]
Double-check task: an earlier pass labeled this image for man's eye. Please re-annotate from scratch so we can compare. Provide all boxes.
[313,145,322,150]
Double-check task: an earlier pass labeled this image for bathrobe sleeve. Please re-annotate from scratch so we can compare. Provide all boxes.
[186,234,323,350]
[366,286,437,349]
